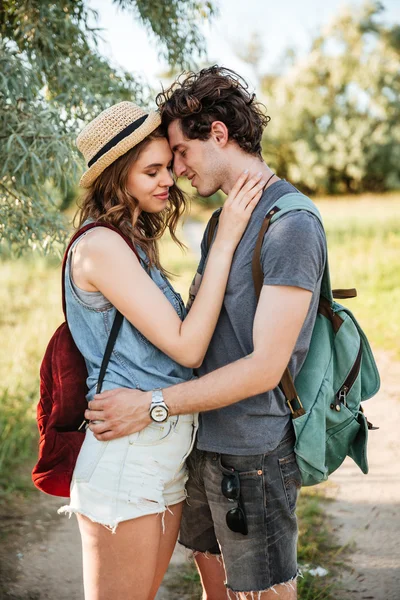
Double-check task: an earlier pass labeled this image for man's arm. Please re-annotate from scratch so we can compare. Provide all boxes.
[86,284,312,440]
[166,284,312,413]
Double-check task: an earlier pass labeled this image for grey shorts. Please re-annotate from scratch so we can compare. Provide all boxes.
[179,432,301,594]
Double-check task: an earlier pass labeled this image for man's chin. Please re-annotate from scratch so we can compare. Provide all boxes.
[195,183,218,198]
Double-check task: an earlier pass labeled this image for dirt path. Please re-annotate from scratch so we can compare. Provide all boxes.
[327,350,400,600]
[2,487,185,600]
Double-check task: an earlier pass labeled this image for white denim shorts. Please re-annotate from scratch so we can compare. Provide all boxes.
[58,413,198,532]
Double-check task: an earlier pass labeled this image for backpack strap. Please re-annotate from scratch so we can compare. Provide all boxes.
[96,310,123,395]
[78,309,125,431]
[206,207,222,250]
[61,222,139,318]
[253,193,334,302]
[252,193,357,302]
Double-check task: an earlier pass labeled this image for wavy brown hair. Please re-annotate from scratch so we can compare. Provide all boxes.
[75,127,186,274]
[156,65,270,156]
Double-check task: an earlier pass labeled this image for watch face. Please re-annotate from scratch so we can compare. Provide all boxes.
[151,405,168,422]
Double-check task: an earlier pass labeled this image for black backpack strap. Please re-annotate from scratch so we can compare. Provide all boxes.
[78,310,123,431]
[96,310,124,395]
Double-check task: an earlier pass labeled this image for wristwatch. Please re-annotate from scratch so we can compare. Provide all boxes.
[149,388,169,423]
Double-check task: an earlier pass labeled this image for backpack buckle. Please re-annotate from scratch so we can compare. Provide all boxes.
[287,396,306,419]
[78,419,88,431]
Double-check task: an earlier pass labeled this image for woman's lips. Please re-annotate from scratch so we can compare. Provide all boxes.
[154,192,169,200]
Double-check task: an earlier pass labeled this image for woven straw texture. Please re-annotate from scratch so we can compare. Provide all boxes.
[77,102,161,188]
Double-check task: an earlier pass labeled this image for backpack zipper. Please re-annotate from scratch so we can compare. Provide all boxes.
[330,344,362,412]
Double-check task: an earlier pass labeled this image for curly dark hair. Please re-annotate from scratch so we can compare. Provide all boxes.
[156,65,270,157]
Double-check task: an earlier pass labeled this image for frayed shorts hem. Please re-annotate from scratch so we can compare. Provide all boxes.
[58,496,186,534]
[226,573,298,597]
[177,542,299,595]
[178,539,222,556]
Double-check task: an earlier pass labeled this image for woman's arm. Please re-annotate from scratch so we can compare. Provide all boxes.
[73,172,264,368]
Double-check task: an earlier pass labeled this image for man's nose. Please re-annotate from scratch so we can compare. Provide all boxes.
[173,156,186,178]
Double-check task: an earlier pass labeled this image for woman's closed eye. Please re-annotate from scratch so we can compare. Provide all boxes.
[147,163,173,178]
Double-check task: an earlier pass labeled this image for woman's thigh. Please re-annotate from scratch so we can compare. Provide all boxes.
[147,501,184,600]
[77,512,162,600]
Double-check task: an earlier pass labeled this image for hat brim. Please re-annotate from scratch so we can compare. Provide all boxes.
[79,111,162,188]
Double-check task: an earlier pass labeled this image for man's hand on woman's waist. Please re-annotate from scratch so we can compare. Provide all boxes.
[86,388,152,441]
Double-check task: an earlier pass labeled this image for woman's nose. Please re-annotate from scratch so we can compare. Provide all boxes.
[161,169,174,187]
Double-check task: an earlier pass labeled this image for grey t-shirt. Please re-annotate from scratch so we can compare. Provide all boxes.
[194,180,327,455]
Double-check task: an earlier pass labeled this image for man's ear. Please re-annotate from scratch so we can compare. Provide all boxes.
[210,121,229,147]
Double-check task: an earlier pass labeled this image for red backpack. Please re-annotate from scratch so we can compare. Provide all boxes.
[32,222,138,497]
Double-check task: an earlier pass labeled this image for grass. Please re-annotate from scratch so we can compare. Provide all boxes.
[296,489,344,599]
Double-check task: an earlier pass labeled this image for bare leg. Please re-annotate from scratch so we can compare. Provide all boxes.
[147,501,184,600]
[195,552,229,600]
[239,580,297,599]
[77,511,163,600]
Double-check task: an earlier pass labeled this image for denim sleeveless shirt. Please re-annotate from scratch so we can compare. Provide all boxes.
[64,225,193,400]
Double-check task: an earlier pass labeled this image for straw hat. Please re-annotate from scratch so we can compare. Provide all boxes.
[77,101,162,188]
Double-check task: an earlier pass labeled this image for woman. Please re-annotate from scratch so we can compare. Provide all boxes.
[58,101,265,600]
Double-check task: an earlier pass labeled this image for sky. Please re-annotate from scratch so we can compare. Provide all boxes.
[89,0,400,94]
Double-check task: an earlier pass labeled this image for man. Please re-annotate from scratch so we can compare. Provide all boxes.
[86,66,326,599]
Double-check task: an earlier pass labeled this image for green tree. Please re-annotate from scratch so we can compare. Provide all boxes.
[0,0,216,253]
[261,1,400,194]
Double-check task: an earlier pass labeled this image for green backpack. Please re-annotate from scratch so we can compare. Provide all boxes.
[206,192,380,486]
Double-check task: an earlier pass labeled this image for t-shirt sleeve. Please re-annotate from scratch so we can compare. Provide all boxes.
[260,210,326,292]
